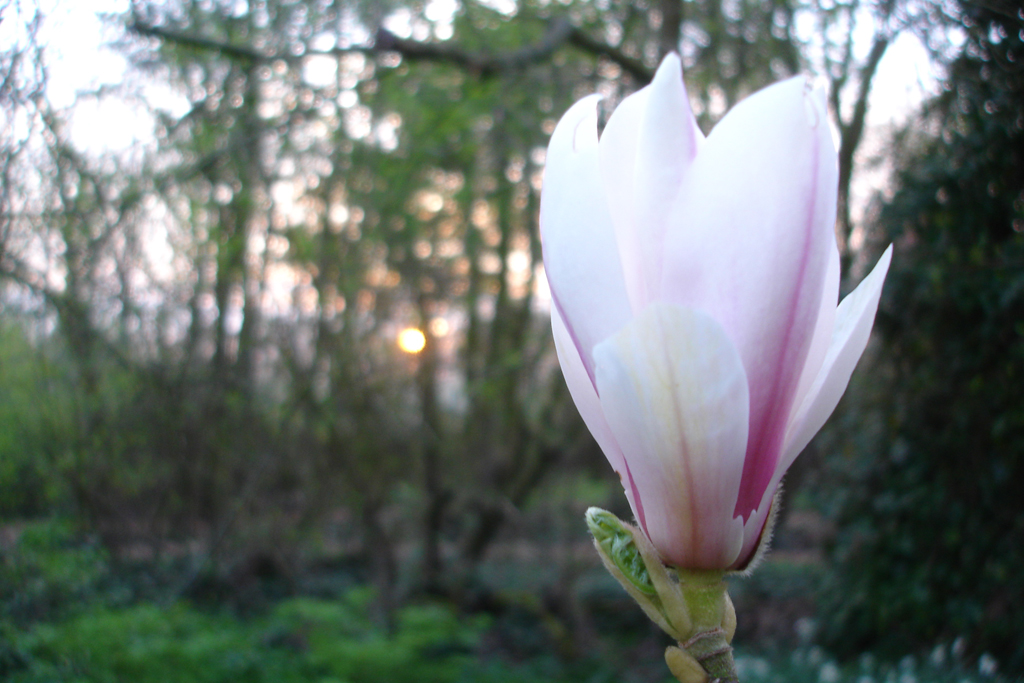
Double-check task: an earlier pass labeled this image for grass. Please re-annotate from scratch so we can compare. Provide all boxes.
[0,518,1013,683]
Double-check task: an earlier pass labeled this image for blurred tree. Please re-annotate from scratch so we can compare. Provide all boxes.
[819,0,1024,672]
[1,0,928,624]
[120,0,610,598]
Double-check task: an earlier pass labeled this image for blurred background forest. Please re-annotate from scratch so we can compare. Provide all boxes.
[0,0,1022,681]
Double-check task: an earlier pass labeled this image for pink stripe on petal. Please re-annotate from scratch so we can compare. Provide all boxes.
[787,245,841,435]
[734,133,823,517]
[551,288,596,390]
[621,455,648,537]
[779,246,893,470]
[734,246,889,565]
[594,303,748,568]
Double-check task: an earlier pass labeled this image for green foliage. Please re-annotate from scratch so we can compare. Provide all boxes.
[12,604,286,683]
[0,519,109,624]
[0,519,619,683]
[0,588,600,683]
[272,592,483,683]
[819,2,1024,672]
[0,326,76,518]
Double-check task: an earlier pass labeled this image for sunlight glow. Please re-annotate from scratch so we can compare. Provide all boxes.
[398,327,427,354]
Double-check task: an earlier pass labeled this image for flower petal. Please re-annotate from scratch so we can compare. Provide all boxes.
[600,53,702,312]
[551,305,645,528]
[660,78,838,520]
[789,244,841,431]
[597,87,647,307]
[780,245,893,470]
[593,303,747,569]
[734,246,891,565]
[541,95,632,384]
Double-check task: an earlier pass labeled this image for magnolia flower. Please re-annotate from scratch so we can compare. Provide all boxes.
[541,54,891,571]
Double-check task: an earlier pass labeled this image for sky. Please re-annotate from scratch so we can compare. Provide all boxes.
[0,0,947,338]
[5,0,945,261]
[28,0,159,150]
[19,0,943,154]
[34,0,129,108]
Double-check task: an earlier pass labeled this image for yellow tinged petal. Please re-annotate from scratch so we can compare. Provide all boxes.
[593,303,747,569]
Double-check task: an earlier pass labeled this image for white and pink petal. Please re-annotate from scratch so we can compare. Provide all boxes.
[551,305,644,522]
[593,303,748,569]
[600,54,703,312]
[735,246,892,566]
[780,245,894,471]
[660,78,838,520]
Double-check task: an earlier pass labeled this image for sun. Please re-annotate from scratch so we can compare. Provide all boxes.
[397,327,426,354]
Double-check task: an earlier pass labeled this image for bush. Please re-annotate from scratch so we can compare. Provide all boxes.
[4,589,487,683]
[0,326,76,518]
[0,519,109,624]
[818,3,1024,672]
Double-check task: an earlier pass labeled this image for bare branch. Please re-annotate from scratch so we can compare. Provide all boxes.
[130,21,272,62]
[567,25,653,83]
[130,17,655,84]
[374,18,576,76]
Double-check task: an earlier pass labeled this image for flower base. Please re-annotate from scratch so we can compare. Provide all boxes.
[586,508,739,683]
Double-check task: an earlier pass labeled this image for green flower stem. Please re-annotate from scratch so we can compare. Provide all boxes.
[674,569,737,683]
